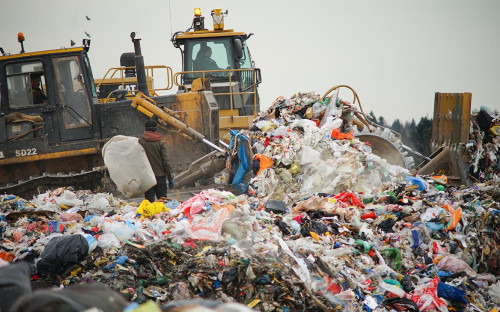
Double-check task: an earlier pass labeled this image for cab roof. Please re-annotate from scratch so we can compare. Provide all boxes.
[174,29,247,40]
[0,47,85,61]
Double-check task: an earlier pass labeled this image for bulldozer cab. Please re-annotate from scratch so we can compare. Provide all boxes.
[172,8,262,121]
[0,46,97,144]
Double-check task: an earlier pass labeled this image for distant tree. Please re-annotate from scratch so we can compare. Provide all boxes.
[397,117,434,158]
[401,119,418,151]
[368,111,377,124]
[391,119,403,133]
[378,116,386,127]
[414,116,433,156]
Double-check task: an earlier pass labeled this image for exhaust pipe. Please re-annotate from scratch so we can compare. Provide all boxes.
[130,32,150,96]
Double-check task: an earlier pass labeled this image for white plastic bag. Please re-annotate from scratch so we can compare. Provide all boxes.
[318,89,339,128]
[86,193,112,213]
[320,116,343,131]
[55,190,83,209]
[103,222,135,242]
[97,233,121,249]
[299,146,321,165]
[489,281,500,304]
[102,135,156,198]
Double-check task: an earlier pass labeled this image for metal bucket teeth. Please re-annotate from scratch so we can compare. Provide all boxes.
[353,124,415,169]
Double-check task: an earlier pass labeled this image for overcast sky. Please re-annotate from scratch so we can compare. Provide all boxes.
[1,0,499,123]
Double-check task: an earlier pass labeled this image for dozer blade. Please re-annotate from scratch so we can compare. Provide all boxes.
[353,125,415,169]
[355,134,409,168]
[418,93,472,186]
[174,151,226,188]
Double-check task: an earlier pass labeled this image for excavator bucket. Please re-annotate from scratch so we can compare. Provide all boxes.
[355,129,410,168]
[418,92,472,185]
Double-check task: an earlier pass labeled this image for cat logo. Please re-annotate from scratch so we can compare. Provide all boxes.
[0,151,4,159]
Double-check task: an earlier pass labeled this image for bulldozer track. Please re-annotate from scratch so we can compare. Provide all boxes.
[0,167,106,197]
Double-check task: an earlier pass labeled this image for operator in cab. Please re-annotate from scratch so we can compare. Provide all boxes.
[31,74,47,104]
[139,119,174,202]
[194,46,220,71]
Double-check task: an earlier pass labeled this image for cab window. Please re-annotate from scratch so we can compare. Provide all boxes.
[238,42,255,89]
[186,38,235,78]
[52,56,92,128]
[238,41,252,69]
[6,61,47,108]
[83,54,97,98]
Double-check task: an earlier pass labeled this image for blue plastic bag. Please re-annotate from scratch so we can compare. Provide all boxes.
[405,176,427,191]
[230,130,249,192]
[437,282,467,304]
[426,222,445,232]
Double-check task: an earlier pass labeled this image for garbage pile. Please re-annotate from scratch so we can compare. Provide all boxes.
[225,92,408,204]
[0,92,499,311]
[0,185,499,310]
[465,106,500,182]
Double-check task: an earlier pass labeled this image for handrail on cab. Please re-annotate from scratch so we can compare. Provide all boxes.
[96,65,174,103]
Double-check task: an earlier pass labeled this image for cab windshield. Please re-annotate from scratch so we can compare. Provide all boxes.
[185,38,235,78]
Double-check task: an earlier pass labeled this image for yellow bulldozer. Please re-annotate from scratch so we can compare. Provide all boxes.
[0,8,263,196]
[94,8,261,141]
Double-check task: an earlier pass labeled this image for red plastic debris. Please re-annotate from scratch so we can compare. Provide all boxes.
[361,212,377,219]
[334,192,365,208]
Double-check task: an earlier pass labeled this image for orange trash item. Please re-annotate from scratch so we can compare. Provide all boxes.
[331,128,354,140]
[0,251,15,263]
[442,204,462,231]
[254,154,273,176]
[432,175,448,185]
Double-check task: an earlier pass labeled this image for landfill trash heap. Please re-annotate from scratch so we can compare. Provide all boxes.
[464,106,500,183]
[0,92,499,311]
[0,181,499,310]
[234,91,408,201]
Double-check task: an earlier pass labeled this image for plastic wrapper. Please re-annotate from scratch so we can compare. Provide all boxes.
[189,205,233,241]
[406,176,428,191]
[436,255,476,276]
[379,280,406,297]
[488,281,500,304]
[176,190,223,218]
[437,282,467,304]
[54,190,83,209]
[320,116,343,131]
[86,193,112,213]
[82,233,98,254]
[318,89,339,128]
[408,277,448,312]
[103,222,135,242]
[254,120,276,132]
[137,200,168,218]
[97,233,121,249]
[253,154,273,176]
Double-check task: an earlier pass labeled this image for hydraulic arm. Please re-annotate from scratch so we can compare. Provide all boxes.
[131,92,224,153]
